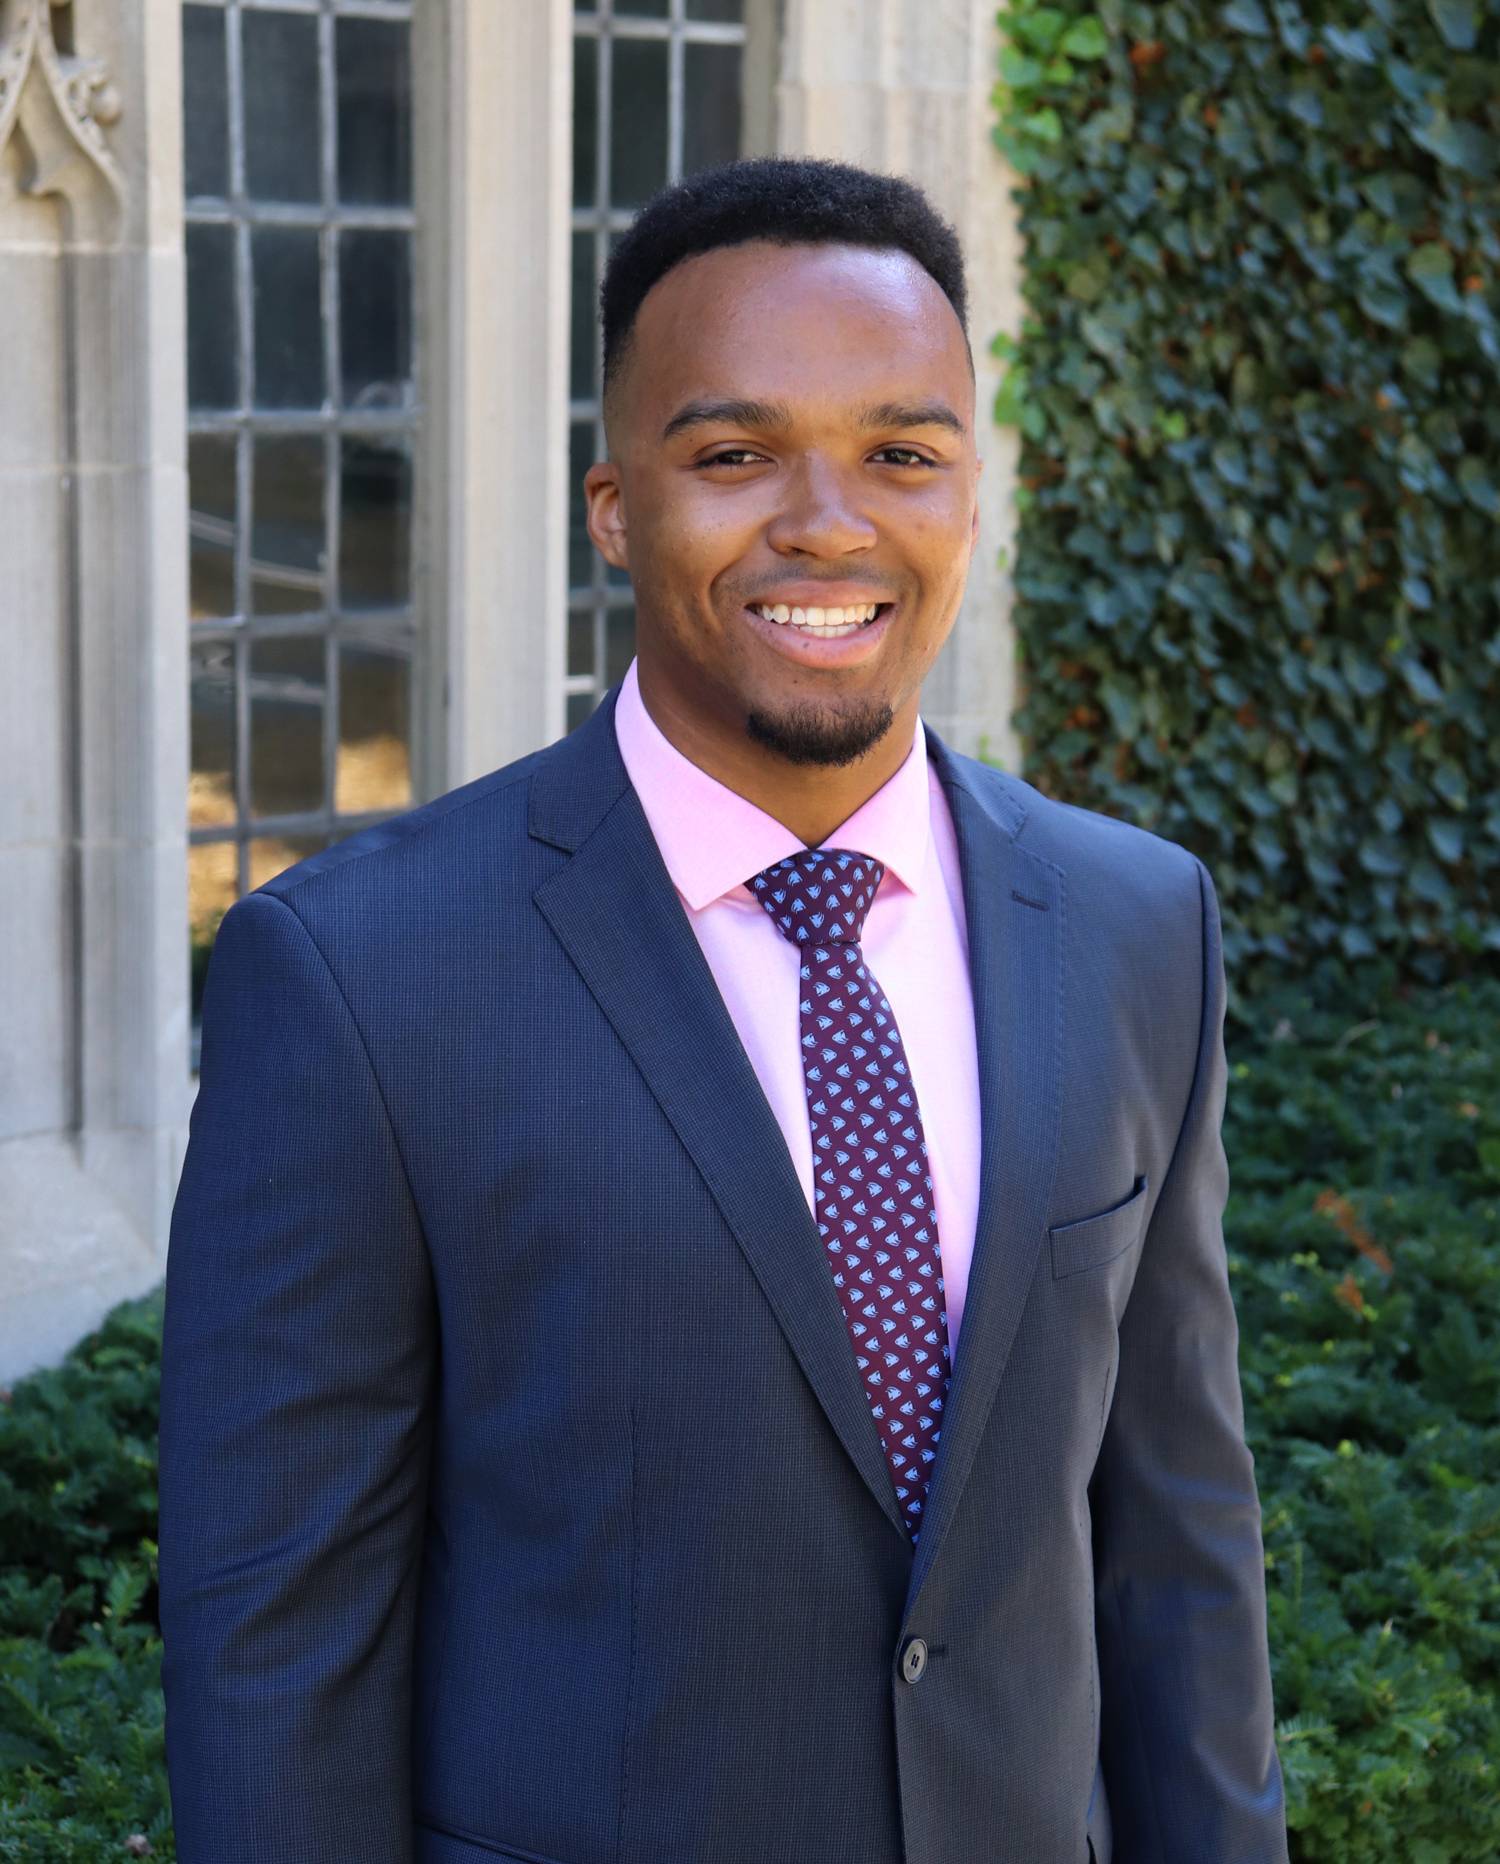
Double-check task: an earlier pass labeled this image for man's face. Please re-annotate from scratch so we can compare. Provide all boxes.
[584,239,981,768]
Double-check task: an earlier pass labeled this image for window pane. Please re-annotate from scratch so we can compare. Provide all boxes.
[249,833,324,891]
[182,5,228,198]
[568,607,595,678]
[571,230,597,398]
[617,0,669,14]
[189,638,237,828]
[336,643,411,814]
[336,16,412,207]
[611,37,669,208]
[242,9,320,204]
[340,438,411,609]
[249,634,325,817]
[340,230,412,409]
[573,32,598,210]
[566,691,595,732]
[252,226,324,409]
[252,435,325,614]
[252,632,326,685]
[686,0,745,17]
[683,42,741,178]
[605,605,635,688]
[186,223,237,410]
[189,840,238,1022]
[188,434,237,620]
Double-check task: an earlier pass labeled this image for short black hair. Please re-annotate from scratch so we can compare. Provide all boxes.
[599,155,970,434]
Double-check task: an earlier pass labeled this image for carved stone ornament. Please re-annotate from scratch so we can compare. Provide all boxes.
[0,0,125,236]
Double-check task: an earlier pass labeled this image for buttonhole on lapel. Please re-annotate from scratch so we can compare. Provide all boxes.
[1010,888,1048,911]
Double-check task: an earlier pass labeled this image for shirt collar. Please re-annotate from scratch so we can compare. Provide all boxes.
[612,657,933,912]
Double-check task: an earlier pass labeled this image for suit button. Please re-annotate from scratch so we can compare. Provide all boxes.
[899,1635,927,1683]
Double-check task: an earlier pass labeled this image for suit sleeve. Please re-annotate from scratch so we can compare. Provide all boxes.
[158,890,436,1864]
[1089,856,1289,1863]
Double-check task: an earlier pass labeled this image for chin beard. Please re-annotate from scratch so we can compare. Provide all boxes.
[743,697,896,768]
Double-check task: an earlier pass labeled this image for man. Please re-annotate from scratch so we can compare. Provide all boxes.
[158,156,1289,1864]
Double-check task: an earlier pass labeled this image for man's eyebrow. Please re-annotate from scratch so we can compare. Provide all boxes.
[659,396,968,443]
[660,397,792,441]
[859,399,969,438]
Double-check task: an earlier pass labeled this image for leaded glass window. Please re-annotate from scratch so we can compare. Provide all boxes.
[182,0,419,1047]
[568,0,751,729]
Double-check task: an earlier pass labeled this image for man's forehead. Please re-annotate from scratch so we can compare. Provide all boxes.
[642,239,953,330]
[617,241,973,437]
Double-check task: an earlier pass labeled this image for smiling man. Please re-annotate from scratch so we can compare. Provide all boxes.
[158,158,1289,1864]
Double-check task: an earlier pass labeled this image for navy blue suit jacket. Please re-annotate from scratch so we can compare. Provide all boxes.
[158,687,1289,1863]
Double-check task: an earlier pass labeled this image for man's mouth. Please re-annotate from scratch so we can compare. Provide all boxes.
[748,601,892,640]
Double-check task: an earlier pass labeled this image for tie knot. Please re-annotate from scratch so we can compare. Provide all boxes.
[747,847,885,949]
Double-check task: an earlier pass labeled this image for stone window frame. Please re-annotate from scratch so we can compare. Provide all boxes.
[182,0,422,1067]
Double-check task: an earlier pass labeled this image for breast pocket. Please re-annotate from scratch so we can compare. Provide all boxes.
[1049,1175,1149,1279]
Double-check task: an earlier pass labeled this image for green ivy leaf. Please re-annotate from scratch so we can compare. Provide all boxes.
[1324,25,1380,62]
[1410,112,1498,182]
[1022,105,1065,144]
[1222,0,1272,34]
[1408,859,1453,906]
[1456,457,1499,517]
[1396,656,1445,705]
[1426,0,1478,51]
[1012,6,1071,54]
[1058,17,1109,59]
[1000,46,1047,88]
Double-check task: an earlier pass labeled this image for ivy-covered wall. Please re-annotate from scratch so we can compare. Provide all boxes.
[989,0,1500,1006]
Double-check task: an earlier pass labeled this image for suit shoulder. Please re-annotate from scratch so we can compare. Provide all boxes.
[957,758,1203,909]
[251,739,552,910]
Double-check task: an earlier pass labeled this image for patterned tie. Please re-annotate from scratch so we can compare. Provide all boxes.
[748,847,951,1542]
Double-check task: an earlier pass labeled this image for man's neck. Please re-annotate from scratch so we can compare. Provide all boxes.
[634,673,919,849]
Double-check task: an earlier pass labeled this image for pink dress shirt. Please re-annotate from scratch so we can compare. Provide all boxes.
[612,657,982,1363]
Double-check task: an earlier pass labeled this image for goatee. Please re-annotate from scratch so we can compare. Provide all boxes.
[744,698,895,768]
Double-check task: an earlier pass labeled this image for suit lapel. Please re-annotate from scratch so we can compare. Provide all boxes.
[901,732,1064,1616]
[529,694,911,1543]
[526,696,1064,1587]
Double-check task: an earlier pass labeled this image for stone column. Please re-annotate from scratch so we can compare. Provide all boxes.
[775,0,1025,770]
[412,0,571,791]
[0,0,190,1383]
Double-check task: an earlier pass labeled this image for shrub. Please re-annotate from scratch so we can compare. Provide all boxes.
[0,1292,169,1860]
[1225,975,1500,1856]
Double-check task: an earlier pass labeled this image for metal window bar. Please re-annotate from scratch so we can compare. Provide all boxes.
[186,0,419,1063]
[567,0,748,729]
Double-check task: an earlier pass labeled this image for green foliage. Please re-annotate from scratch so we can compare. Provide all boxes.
[0,1290,171,1860]
[1,991,1497,1857]
[1225,975,1500,1858]
[990,0,1500,1002]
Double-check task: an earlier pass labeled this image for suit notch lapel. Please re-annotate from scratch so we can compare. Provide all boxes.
[902,749,1064,1614]
[532,773,911,1545]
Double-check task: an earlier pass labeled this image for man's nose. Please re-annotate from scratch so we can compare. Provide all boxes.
[765,455,878,556]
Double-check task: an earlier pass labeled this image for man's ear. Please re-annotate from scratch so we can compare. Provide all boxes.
[584,461,629,573]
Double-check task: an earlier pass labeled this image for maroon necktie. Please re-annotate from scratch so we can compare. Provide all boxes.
[748,847,950,1541]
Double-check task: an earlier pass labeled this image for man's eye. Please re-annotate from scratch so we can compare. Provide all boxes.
[695,446,934,468]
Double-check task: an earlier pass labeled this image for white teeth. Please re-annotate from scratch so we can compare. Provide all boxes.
[753,601,881,628]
